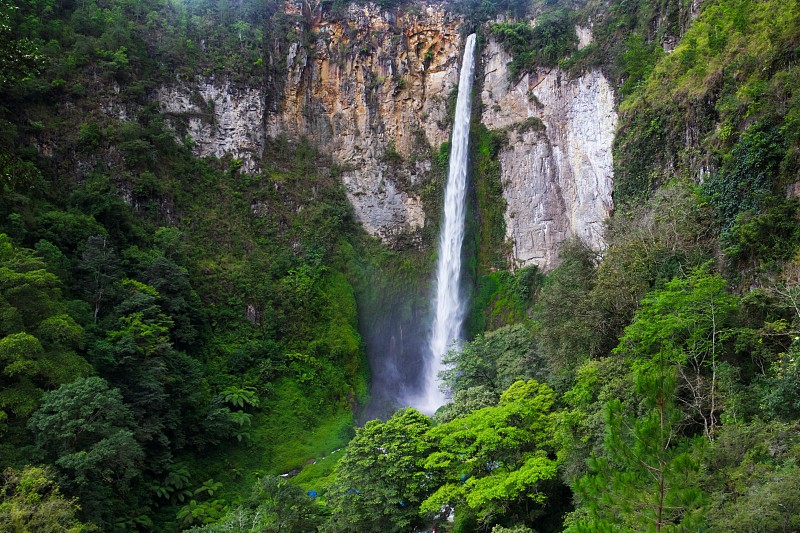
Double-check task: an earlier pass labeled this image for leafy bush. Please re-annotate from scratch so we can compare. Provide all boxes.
[491,9,578,77]
[0,466,96,532]
[703,122,786,229]
[723,200,800,266]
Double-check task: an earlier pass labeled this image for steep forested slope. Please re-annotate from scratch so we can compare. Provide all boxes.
[1,0,800,531]
[1,0,378,529]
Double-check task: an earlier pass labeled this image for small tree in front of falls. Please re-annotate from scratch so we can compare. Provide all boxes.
[439,323,533,397]
[325,408,433,533]
[421,380,560,528]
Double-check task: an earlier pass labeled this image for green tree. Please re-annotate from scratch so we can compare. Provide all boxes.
[755,339,800,421]
[143,255,201,347]
[0,465,96,532]
[618,34,663,97]
[326,408,433,532]
[33,212,106,256]
[587,185,717,362]
[77,234,120,323]
[568,274,719,531]
[702,421,800,532]
[568,357,707,532]
[534,239,598,379]
[433,385,499,424]
[93,278,209,467]
[247,475,322,532]
[27,376,144,524]
[422,380,559,528]
[440,324,532,396]
[491,9,578,76]
[0,235,90,441]
[492,526,535,533]
[0,1,42,88]
[0,234,65,333]
[556,357,632,485]
[615,265,738,439]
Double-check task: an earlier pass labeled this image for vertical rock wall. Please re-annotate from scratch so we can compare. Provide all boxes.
[157,81,265,173]
[480,38,617,270]
[268,3,463,245]
[157,2,462,247]
[154,4,617,268]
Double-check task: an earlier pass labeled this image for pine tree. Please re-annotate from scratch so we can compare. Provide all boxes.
[568,355,707,532]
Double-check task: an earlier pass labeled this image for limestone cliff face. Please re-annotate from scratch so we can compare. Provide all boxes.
[157,82,265,173]
[480,36,617,270]
[157,1,462,246]
[274,3,463,244]
[154,4,617,266]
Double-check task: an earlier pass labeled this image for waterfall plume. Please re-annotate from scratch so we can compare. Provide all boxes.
[410,33,477,415]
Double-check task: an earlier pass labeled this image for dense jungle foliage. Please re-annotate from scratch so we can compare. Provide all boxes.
[1,0,800,530]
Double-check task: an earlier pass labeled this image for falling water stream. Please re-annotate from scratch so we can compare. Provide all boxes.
[411,33,477,415]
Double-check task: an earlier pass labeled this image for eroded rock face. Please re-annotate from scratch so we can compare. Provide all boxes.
[154,6,616,264]
[157,2,462,246]
[480,37,617,270]
[272,3,463,244]
[156,82,265,173]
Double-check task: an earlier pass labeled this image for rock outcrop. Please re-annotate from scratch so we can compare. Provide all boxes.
[269,2,464,244]
[157,82,265,173]
[154,3,616,266]
[157,1,462,246]
[480,37,617,270]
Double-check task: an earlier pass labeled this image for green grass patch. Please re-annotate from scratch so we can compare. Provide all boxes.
[180,380,356,510]
[258,380,355,474]
[291,449,345,504]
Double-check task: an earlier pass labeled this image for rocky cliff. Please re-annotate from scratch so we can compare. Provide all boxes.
[480,35,617,270]
[157,81,266,173]
[155,2,616,268]
[271,2,465,245]
[158,1,462,246]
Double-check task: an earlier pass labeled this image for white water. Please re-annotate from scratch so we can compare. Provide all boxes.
[412,33,477,415]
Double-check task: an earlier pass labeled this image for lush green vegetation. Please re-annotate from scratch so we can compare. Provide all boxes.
[3,0,800,531]
[491,9,579,78]
[450,0,800,530]
[487,0,686,84]
[0,1,375,530]
[470,124,510,274]
[448,0,533,26]
[0,465,95,532]
[615,0,800,207]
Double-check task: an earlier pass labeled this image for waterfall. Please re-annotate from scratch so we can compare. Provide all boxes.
[413,33,477,415]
